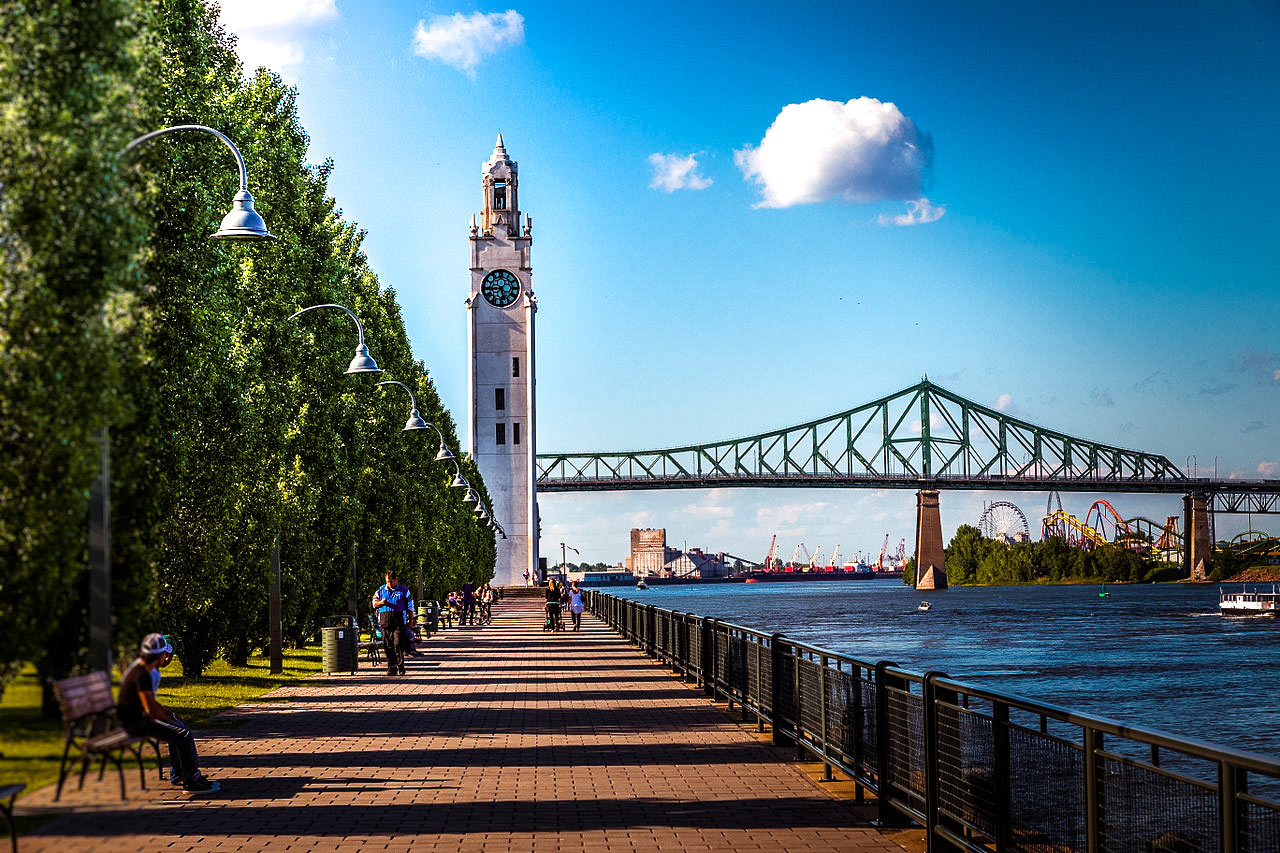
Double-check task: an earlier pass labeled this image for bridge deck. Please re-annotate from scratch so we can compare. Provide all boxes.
[17,598,901,852]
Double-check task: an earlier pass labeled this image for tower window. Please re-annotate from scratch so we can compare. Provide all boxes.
[495,388,505,411]
[495,423,506,445]
[493,180,506,210]
[512,357,520,378]
[513,423,521,445]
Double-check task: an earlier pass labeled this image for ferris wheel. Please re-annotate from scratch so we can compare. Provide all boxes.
[979,501,1030,541]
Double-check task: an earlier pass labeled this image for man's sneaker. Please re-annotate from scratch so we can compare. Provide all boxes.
[397,665,406,676]
[183,775,218,793]
[169,772,181,785]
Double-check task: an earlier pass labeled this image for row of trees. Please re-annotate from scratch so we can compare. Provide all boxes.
[904,526,1174,586]
[0,1,494,696]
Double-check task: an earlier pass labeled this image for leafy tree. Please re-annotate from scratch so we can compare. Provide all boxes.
[0,0,495,695]
[0,0,145,697]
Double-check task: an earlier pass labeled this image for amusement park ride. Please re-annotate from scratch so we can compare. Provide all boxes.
[978,492,1280,562]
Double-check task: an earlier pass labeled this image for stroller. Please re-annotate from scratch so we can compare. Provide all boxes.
[543,601,564,632]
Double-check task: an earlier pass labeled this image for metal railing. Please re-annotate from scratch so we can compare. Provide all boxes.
[585,591,1280,853]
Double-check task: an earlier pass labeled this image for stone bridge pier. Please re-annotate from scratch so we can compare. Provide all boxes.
[915,488,947,590]
[1184,492,1213,581]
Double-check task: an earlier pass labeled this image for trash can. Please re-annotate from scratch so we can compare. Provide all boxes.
[423,600,440,635]
[321,615,357,674]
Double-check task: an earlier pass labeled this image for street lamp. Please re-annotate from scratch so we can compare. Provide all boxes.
[560,542,579,585]
[287,303,384,636]
[124,124,275,240]
[375,380,429,431]
[288,304,382,374]
[88,125,277,674]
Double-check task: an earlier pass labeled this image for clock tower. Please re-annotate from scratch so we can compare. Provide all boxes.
[468,134,538,588]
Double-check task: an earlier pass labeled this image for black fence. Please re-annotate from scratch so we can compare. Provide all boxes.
[585,590,1280,853]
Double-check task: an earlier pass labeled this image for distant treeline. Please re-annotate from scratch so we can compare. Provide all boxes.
[904,525,1183,586]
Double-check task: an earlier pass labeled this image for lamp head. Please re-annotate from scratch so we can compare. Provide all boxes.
[345,343,381,374]
[435,442,455,462]
[463,488,479,504]
[211,189,276,240]
[450,473,468,489]
[404,408,429,432]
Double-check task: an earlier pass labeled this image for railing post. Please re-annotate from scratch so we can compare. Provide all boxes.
[993,701,1011,852]
[793,645,804,761]
[646,604,657,656]
[820,654,832,780]
[875,661,912,828]
[755,638,765,731]
[702,618,716,696]
[771,633,789,746]
[922,671,963,852]
[852,664,865,803]
[1084,726,1101,853]
[1220,760,1242,853]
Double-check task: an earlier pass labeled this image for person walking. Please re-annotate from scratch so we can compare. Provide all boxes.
[545,578,563,631]
[461,581,476,626]
[118,633,216,792]
[373,570,410,676]
[567,581,584,631]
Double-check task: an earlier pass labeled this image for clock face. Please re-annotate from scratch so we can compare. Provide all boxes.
[481,269,520,308]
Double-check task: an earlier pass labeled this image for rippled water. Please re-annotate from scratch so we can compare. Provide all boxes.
[608,579,1280,760]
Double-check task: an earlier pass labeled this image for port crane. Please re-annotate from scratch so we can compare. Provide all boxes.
[765,535,778,569]
[830,544,841,569]
[809,545,823,569]
[877,535,890,571]
[895,539,906,567]
[789,543,805,568]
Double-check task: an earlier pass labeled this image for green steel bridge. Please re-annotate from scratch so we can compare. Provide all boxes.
[535,380,1279,515]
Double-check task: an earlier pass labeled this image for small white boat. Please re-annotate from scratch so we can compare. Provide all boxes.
[917,601,932,612]
[636,579,649,590]
[1220,584,1279,616]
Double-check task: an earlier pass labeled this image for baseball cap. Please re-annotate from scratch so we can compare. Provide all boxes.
[141,632,174,655]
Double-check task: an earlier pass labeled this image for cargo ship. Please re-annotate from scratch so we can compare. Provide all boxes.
[736,563,903,583]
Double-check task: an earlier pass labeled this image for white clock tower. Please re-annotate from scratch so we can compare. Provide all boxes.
[468,134,538,588]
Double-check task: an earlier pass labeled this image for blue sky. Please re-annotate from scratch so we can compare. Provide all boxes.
[217,0,1279,565]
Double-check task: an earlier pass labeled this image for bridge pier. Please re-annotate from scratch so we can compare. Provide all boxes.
[1183,493,1213,581]
[915,489,947,590]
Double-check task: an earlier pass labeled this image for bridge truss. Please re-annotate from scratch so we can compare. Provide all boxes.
[536,380,1191,493]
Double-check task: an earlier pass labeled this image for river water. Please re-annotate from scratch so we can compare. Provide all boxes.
[608,579,1280,761]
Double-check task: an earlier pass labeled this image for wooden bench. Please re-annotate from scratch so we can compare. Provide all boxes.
[0,782,23,853]
[51,671,163,801]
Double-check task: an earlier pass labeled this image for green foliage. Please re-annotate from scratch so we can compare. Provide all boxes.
[0,1,495,694]
[0,0,145,689]
[941,528,1162,586]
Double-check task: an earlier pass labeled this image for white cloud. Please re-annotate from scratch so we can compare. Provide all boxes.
[215,0,339,77]
[412,10,524,76]
[735,97,934,209]
[648,153,712,192]
[995,393,1013,412]
[877,197,945,226]
[1258,461,1277,478]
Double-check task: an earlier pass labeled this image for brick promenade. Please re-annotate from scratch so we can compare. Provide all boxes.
[17,598,902,852]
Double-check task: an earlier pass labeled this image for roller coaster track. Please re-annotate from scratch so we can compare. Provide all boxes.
[537,379,1193,492]
[1042,509,1109,548]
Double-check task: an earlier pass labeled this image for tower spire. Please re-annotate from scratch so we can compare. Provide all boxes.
[494,132,506,157]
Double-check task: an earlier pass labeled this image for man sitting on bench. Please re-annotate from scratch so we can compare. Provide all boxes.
[118,633,217,793]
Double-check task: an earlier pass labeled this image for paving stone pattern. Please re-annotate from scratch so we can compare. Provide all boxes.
[18,598,900,851]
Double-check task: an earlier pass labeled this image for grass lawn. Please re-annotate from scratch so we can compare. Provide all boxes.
[0,646,322,798]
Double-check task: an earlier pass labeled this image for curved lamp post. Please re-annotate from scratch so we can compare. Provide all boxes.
[125,124,275,240]
[375,380,429,431]
[289,303,382,374]
[443,457,469,489]
[89,125,276,675]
